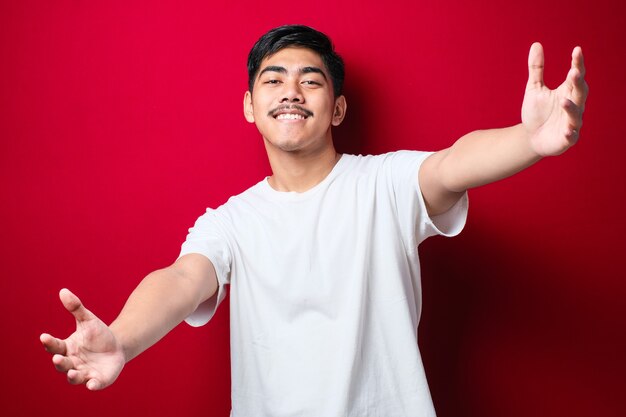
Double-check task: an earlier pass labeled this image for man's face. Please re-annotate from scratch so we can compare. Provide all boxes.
[244,47,346,155]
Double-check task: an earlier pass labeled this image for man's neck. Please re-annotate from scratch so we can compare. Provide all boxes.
[265,144,341,193]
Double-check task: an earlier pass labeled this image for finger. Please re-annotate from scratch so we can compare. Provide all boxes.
[562,97,584,129]
[564,127,580,145]
[68,368,106,390]
[561,98,583,141]
[568,71,588,110]
[527,42,545,89]
[59,288,95,323]
[569,47,588,108]
[86,378,103,391]
[40,333,67,355]
[67,369,88,385]
[572,46,585,78]
[52,354,75,373]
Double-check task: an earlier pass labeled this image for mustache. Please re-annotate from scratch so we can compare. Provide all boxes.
[268,104,314,118]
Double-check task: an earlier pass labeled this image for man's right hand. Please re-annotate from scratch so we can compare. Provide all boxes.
[40,289,126,391]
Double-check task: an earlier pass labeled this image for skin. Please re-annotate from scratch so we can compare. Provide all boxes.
[40,254,217,390]
[419,43,587,215]
[40,42,588,390]
[243,47,347,192]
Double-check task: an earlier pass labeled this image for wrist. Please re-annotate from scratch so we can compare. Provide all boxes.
[517,123,545,160]
[109,321,134,363]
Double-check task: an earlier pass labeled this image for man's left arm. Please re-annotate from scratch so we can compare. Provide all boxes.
[419,43,588,217]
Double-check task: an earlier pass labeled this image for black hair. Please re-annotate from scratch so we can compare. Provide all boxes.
[247,25,345,97]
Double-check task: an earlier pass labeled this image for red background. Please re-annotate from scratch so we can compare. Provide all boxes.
[1,1,625,416]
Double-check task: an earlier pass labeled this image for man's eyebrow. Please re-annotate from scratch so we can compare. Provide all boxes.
[258,66,287,77]
[257,65,328,80]
[301,66,327,79]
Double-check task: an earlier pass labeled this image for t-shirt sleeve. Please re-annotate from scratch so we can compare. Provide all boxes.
[387,150,468,250]
[178,208,232,327]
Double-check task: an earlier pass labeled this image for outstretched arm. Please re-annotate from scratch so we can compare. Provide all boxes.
[419,43,588,216]
[40,253,218,390]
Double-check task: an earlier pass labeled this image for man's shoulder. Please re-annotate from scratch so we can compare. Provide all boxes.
[220,178,267,207]
[340,150,432,171]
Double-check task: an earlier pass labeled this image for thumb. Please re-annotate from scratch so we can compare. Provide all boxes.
[527,42,545,90]
[59,288,95,323]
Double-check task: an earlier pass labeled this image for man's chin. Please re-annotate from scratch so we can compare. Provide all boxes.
[262,131,333,155]
[267,140,305,153]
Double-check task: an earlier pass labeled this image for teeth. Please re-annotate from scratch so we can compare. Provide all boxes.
[276,113,306,120]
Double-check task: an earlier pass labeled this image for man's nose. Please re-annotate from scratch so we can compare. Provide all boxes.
[280,81,304,103]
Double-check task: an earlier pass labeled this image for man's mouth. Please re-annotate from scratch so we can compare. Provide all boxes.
[269,105,313,120]
[276,113,307,120]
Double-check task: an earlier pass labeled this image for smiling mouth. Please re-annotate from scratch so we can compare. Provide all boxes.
[276,113,307,120]
[269,105,313,120]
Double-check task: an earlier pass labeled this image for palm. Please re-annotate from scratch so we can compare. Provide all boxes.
[521,43,587,156]
[41,289,125,390]
[64,313,124,386]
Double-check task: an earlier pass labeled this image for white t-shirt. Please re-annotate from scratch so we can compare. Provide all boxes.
[179,151,468,417]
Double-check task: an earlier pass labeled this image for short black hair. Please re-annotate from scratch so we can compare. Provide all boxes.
[247,25,345,97]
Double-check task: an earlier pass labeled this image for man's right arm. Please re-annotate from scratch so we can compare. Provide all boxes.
[40,253,218,390]
[111,253,218,362]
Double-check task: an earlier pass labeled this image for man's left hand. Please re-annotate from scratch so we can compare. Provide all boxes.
[522,42,588,156]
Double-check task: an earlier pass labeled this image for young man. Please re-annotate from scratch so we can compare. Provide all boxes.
[41,25,587,416]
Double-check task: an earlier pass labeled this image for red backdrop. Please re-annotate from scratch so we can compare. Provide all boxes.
[1,1,624,416]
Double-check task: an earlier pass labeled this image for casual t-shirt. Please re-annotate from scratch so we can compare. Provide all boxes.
[179,151,468,417]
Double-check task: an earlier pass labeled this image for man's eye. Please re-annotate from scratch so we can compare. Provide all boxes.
[264,80,280,84]
[302,80,321,86]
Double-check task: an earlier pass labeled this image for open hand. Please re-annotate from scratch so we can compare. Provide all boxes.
[522,42,588,156]
[40,289,125,390]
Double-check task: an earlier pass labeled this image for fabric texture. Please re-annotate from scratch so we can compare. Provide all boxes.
[179,151,468,417]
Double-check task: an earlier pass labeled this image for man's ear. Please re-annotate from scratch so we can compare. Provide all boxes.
[331,95,347,126]
[243,91,255,123]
